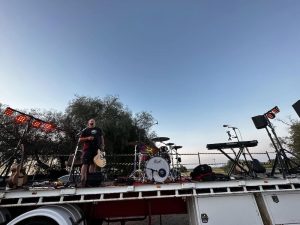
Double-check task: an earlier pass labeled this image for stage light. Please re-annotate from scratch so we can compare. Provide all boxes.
[43,123,56,132]
[32,120,42,128]
[271,106,280,114]
[266,112,275,119]
[264,106,280,120]
[4,107,14,116]
[15,114,28,124]
[2,106,57,132]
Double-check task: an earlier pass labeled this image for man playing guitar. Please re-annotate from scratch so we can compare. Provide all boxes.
[79,119,105,187]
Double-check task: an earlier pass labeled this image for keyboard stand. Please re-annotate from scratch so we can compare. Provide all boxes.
[216,147,255,178]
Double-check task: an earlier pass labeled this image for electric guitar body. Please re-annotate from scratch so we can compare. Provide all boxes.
[93,149,106,168]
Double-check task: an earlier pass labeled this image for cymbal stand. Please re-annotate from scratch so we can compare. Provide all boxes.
[172,146,182,181]
[165,143,175,181]
[170,147,175,170]
[174,148,180,180]
[133,144,138,173]
[129,144,145,182]
[174,151,181,165]
[129,144,138,178]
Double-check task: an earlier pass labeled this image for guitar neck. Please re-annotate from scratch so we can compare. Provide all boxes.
[19,144,25,172]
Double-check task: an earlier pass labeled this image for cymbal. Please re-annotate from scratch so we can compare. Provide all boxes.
[173,146,182,150]
[127,141,144,146]
[166,143,174,146]
[151,137,170,142]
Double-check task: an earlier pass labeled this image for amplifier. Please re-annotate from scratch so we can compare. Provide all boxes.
[87,172,102,187]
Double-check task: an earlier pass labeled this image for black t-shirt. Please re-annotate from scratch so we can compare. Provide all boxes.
[81,127,103,150]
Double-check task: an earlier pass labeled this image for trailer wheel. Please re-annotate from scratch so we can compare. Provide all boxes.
[20,217,58,225]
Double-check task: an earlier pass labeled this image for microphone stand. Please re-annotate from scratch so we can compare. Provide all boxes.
[226,126,255,178]
[66,138,81,187]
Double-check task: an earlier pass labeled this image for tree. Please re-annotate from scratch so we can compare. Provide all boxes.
[134,111,158,144]
[64,95,157,176]
[0,104,68,178]
[64,95,156,154]
[286,119,300,157]
[0,96,158,178]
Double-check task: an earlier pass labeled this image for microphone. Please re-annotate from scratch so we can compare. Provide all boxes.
[226,131,232,141]
[77,127,87,136]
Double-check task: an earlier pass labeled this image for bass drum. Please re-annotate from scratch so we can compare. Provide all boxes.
[145,157,170,183]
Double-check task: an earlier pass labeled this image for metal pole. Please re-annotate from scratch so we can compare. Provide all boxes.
[197,152,201,164]
[66,138,80,186]
[266,151,271,163]
[265,127,287,178]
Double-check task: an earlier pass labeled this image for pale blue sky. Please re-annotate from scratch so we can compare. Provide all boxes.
[1,1,300,165]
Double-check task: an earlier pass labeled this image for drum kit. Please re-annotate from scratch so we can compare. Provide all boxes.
[129,137,183,183]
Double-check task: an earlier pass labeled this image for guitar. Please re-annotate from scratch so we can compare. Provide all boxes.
[93,149,106,168]
[7,144,28,188]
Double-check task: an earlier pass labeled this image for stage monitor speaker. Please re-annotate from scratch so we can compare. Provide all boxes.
[87,172,102,187]
[252,115,268,129]
[292,100,300,118]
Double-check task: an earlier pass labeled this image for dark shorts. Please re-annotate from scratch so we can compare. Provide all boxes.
[82,149,97,165]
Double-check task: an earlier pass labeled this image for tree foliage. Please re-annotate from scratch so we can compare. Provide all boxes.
[0,96,157,176]
[286,119,300,156]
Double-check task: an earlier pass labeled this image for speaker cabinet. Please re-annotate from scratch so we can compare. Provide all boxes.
[292,100,300,118]
[252,115,268,129]
[87,172,102,187]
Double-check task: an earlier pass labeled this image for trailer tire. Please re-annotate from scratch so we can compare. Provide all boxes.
[20,217,58,225]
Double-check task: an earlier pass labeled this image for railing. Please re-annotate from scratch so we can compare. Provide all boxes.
[178,151,276,168]
[1,151,278,176]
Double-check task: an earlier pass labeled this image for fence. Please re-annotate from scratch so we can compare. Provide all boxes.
[1,150,278,176]
[178,151,276,168]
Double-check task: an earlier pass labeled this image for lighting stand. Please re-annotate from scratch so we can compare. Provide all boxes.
[266,119,300,178]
